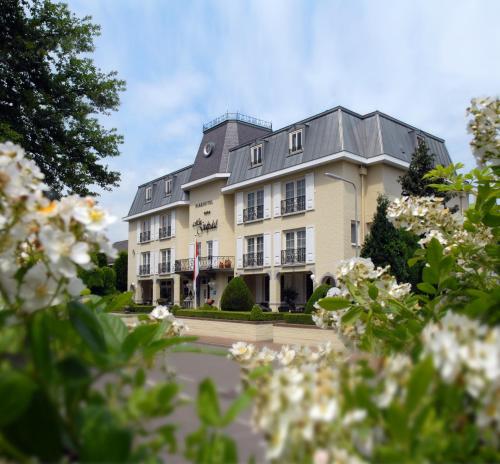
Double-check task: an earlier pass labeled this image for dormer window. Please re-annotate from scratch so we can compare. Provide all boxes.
[251,144,263,167]
[289,129,303,154]
[165,178,172,195]
[145,186,152,202]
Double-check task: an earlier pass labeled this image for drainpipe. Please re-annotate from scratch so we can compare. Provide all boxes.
[359,166,367,243]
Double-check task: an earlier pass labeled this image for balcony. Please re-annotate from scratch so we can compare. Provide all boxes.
[175,256,234,273]
[138,264,151,276]
[281,195,306,215]
[139,230,151,243]
[158,262,171,274]
[281,248,306,265]
[243,205,264,222]
[243,252,264,268]
[159,226,172,239]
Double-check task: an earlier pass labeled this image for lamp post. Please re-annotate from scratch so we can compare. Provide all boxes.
[325,172,359,257]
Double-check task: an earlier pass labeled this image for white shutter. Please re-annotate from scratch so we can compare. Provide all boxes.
[273,182,281,217]
[188,243,194,259]
[170,247,175,274]
[170,209,176,237]
[136,221,141,244]
[152,250,157,274]
[212,240,219,268]
[236,192,244,224]
[305,172,314,210]
[136,252,140,275]
[306,226,315,263]
[263,233,271,267]
[264,184,271,219]
[236,237,243,269]
[153,215,158,240]
[274,231,281,265]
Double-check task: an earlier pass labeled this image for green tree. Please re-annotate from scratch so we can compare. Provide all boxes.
[79,253,116,296]
[220,277,254,312]
[399,140,448,198]
[0,0,125,197]
[114,251,128,292]
[361,195,421,287]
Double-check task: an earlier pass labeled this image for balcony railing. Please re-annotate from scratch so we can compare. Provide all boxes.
[139,231,151,243]
[175,256,234,273]
[159,226,172,239]
[243,205,264,222]
[139,264,151,276]
[243,252,264,268]
[203,112,272,132]
[281,248,306,265]
[281,195,306,215]
[158,262,171,274]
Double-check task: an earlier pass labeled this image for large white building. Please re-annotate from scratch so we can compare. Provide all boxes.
[124,107,454,309]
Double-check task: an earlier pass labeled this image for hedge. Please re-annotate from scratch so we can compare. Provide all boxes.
[220,276,254,311]
[283,313,315,325]
[175,309,284,322]
[126,305,154,313]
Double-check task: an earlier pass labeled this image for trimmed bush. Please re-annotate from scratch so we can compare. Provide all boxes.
[175,309,283,322]
[126,304,154,313]
[249,305,263,321]
[305,284,332,314]
[199,303,220,311]
[283,313,315,325]
[220,276,254,311]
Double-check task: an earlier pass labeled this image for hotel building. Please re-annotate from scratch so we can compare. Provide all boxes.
[124,107,452,309]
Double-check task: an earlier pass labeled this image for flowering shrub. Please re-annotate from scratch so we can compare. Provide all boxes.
[231,98,500,462]
[0,143,248,462]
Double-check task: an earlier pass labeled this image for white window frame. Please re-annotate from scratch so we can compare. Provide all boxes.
[250,144,263,167]
[165,178,172,195]
[351,220,360,246]
[145,186,152,202]
[289,129,303,154]
[207,240,213,258]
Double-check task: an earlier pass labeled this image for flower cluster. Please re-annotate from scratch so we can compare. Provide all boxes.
[149,305,188,336]
[312,258,412,345]
[0,142,116,312]
[467,97,500,167]
[422,312,500,434]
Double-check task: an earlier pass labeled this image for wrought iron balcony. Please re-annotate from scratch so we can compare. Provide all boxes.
[175,256,234,273]
[281,248,306,265]
[159,226,172,239]
[243,252,264,268]
[138,264,151,276]
[243,205,264,222]
[281,195,306,215]
[158,262,171,274]
[203,112,272,132]
[139,230,151,243]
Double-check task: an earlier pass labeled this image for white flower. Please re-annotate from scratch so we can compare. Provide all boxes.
[229,342,255,362]
[277,346,296,366]
[342,409,367,426]
[149,305,174,321]
[310,399,338,422]
[326,286,342,297]
[266,417,289,460]
[19,263,61,311]
[73,199,116,231]
[313,449,330,464]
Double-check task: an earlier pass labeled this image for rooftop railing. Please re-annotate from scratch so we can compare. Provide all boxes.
[203,112,272,132]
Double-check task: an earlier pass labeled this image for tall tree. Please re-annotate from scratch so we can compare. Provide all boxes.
[399,139,448,198]
[361,195,421,287]
[0,0,125,197]
[114,251,128,293]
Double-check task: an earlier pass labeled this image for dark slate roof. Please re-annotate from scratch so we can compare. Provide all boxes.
[188,120,271,184]
[126,165,192,218]
[225,107,451,186]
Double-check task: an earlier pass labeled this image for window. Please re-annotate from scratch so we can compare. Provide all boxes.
[145,186,152,202]
[289,129,303,153]
[140,252,151,275]
[159,249,171,274]
[159,214,171,239]
[196,242,202,256]
[165,178,172,195]
[251,144,263,166]
[139,219,151,242]
[244,189,264,222]
[282,229,306,264]
[351,220,360,246]
[244,235,264,267]
[207,240,213,258]
[282,178,306,214]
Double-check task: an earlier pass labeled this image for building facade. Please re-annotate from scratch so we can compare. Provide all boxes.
[124,108,453,310]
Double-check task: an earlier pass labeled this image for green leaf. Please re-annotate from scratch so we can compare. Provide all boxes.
[56,356,91,386]
[0,371,36,427]
[426,238,443,269]
[121,323,158,359]
[68,301,107,354]
[341,306,363,325]
[368,284,379,300]
[422,266,439,285]
[406,357,434,413]
[318,297,351,311]
[417,283,436,295]
[197,379,221,426]
[29,310,53,381]
[97,312,128,352]
[143,336,198,358]
[104,291,134,312]
[221,391,253,427]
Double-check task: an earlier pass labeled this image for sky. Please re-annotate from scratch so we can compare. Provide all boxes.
[67,0,500,243]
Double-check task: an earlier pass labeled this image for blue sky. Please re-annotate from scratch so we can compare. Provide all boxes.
[67,0,500,242]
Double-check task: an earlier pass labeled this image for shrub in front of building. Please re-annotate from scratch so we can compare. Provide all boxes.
[283,313,314,325]
[220,276,255,311]
[304,283,332,314]
[175,309,284,322]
